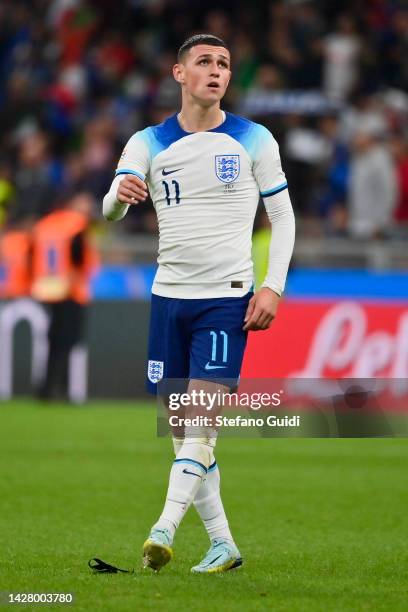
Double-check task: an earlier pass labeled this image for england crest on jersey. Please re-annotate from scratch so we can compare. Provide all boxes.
[148,360,164,383]
[215,155,240,183]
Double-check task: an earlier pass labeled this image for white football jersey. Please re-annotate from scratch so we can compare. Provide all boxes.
[115,111,288,298]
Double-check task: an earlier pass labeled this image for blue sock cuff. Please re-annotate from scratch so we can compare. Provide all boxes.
[208,461,217,472]
[174,458,207,474]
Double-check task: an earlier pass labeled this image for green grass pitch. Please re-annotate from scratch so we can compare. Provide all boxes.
[1,401,407,611]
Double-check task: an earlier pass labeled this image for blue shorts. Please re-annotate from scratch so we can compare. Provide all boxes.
[146,291,252,394]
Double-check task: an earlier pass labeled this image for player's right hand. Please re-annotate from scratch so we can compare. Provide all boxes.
[117,174,148,204]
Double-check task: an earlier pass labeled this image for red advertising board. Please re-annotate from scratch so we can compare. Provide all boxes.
[242,299,408,379]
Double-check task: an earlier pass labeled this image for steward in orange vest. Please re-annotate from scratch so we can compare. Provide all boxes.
[31,199,98,304]
[0,219,33,299]
[31,193,99,402]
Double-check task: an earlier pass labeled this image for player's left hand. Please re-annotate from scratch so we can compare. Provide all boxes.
[243,287,280,331]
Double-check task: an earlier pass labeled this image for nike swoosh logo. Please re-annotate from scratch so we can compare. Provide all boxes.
[182,468,201,478]
[205,362,228,370]
[209,554,223,565]
[162,168,183,176]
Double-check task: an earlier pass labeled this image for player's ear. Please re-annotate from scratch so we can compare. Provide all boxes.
[173,63,185,84]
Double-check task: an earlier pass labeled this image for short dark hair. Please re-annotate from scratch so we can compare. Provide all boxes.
[177,34,229,62]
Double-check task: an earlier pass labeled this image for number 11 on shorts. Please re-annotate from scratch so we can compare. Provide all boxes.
[210,330,228,363]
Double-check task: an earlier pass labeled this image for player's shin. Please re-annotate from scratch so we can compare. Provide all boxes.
[152,435,215,539]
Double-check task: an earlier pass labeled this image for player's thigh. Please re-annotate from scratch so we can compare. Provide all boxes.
[189,293,252,385]
[146,294,190,393]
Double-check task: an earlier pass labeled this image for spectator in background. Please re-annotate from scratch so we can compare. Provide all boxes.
[266,9,301,88]
[31,192,99,402]
[284,115,332,215]
[204,9,232,43]
[55,0,99,67]
[340,91,388,145]
[80,117,116,201]
[238,63,284,127]
[316,114,349,235]
[229,32,258,94]
[391,9,408,91]
[247,63,283,97]
[0,72,42,150]
[150,51,181,116]
[287,0,324,88]
[348,128,397,239]
[12,131,58,221]
[376,8,408,92]
[322,14,361,102]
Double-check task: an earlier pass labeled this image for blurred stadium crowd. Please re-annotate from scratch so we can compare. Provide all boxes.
[0,0,407,241]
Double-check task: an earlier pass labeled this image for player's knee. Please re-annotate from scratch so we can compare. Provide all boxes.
[178,437,215,470]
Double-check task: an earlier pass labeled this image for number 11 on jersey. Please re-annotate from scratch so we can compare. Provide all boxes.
[162,180,181,205]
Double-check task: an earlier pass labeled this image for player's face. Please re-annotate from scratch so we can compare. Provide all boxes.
[174,45,231,106]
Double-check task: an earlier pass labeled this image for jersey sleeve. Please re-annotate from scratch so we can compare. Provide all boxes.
[252,124,288,198]
[115,131,150,180]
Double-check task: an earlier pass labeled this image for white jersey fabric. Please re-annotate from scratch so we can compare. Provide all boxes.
[104,111,294,299]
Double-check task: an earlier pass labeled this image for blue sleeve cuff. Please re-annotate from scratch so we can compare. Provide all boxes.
[115,168,145,181]
[260,182,288,198]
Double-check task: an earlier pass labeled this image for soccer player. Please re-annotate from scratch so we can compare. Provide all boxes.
[103,34,295,573]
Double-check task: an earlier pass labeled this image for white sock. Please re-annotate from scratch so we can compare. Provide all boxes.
[172,437,234,543]
[153,440,212,540]
[193,455,234,543]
